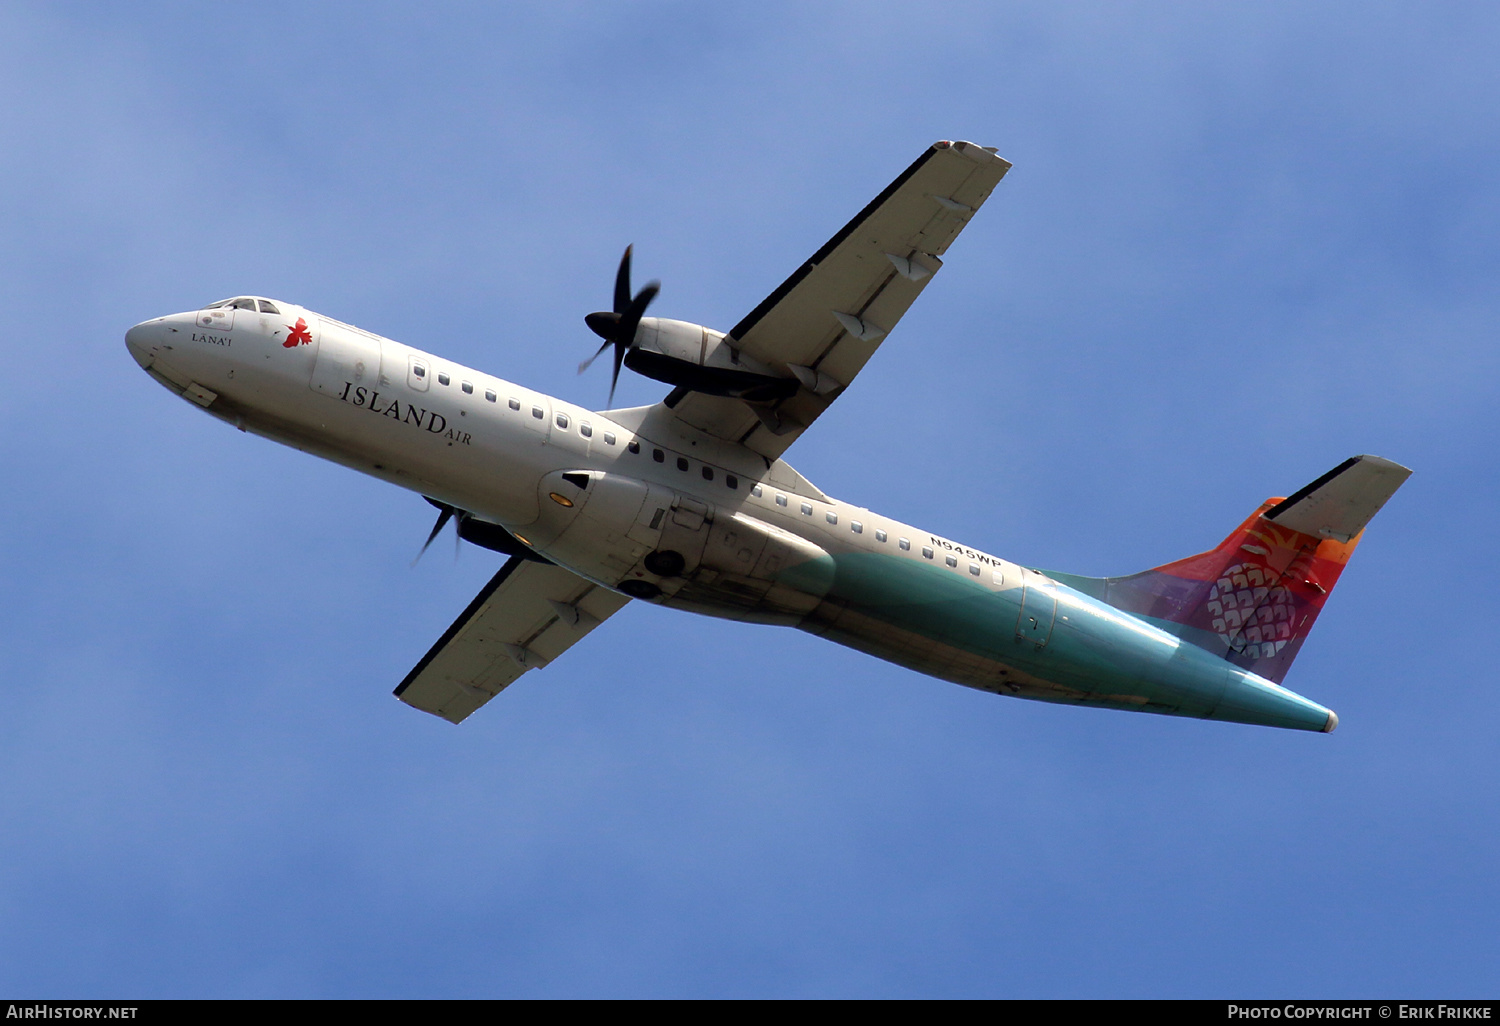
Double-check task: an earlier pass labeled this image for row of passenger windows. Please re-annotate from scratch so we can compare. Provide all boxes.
[749,483,996,578]
[449,370,999,577]
[525,398,746,491]
[411,363,497,401]
[407,358,998,578]
[638,444,739,489]
[410,363,747,490]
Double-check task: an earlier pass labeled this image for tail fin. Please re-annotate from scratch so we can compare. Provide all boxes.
[1053,456,1411,683]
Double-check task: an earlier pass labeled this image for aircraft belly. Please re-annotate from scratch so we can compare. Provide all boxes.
[530,481,837,623]
[658,511,835,623]
[792,551,1238,719]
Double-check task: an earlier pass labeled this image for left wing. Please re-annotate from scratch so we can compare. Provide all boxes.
[395,556,629,723]
[660,140,1011,461]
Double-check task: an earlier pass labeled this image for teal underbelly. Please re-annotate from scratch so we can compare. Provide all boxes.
[813,552,1227,718]
[807,551,1331,730]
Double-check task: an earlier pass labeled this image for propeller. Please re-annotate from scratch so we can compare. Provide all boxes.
[412,501,466,566]
[580,245,659,405]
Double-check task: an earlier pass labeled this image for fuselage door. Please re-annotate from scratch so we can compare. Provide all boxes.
[1016,571,1058,649]
[309,319,382,398]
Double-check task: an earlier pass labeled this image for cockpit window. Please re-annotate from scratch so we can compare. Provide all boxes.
[206,297,277,313]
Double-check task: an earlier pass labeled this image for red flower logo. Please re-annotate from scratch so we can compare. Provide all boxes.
[283,317,312,349]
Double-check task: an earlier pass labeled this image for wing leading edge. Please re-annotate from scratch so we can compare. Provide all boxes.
[395,556,630,723]
[661,140,1011,461]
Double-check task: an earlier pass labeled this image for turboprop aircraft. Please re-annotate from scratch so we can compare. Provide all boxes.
[125,140,1410,732]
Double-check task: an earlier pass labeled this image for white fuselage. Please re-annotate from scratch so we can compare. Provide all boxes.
[125,299,1340,732]
[126,303,1018,603]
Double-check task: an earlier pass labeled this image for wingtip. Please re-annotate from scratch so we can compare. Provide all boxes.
[938,139,1013,169]
[1354,453,1415,478]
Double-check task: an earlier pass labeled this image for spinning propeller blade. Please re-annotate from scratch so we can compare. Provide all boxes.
[412,503,466,566]
[581,245,659,405]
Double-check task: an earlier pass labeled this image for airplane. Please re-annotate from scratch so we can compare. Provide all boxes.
[124,140,1410,733]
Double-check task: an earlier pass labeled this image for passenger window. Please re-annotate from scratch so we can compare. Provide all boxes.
[604,431,616,445]
[580,422,593,438]
[775,494,788,507]
[922,546,934,559]
[876,529,887,543]
[652,449,664,463]
[945,555,958,568]
[556,412,569,429]
[414,365,427,379]
[676,457,689,471]
[485,389,496,402]
[726,474,738,489]
[969,564,981,576]
[800,502,812,515]
[825,512,838,525]
[439,373,450,386]
[508,398,520,411]
[899,538,910,551]
[992,569,1005,587]
[532,406,544,419]
[851,521,863,534]
[258,300,280,315]
[628,441,640,454]
[461,381,473,394]
[701,466,713,481]
[752,485,763,497]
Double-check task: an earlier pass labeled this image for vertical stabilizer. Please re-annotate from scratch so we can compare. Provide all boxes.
[1051,456,1410,683]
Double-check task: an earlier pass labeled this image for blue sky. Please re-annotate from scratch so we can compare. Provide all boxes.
[2,2,1497,997]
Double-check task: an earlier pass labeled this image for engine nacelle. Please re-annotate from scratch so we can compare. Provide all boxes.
[625,317,801,401]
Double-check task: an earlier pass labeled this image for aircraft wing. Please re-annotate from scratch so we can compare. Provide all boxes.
[394,556,629,723]
[663,139,1011,461]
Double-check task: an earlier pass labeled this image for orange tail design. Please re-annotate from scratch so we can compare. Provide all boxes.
[1052,456,1410,683]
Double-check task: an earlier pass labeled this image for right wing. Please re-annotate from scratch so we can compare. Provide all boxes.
[394,556,629,724]
[662,139,1011,461]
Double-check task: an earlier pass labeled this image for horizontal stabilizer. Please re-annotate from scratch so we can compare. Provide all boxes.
[1264,455,1412,543]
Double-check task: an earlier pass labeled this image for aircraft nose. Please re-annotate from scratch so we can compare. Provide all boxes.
[125,320,161,369]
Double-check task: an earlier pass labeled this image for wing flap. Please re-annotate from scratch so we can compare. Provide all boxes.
[394,556,629,724]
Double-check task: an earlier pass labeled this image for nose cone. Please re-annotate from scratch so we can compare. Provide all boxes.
[125,320,160,369]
